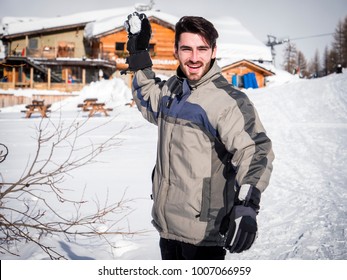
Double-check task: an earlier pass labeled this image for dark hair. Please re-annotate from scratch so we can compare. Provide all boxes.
[174,16,219,49]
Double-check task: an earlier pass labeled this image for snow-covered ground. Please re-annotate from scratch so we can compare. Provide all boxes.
[0,69,346,260]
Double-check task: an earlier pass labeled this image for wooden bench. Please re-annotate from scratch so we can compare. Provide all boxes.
[21,100,51,118]
[77,98,98,112]
[88,103,113,117]
[15,82,30,88]
[125,99,136,107]
[77,98,112,117]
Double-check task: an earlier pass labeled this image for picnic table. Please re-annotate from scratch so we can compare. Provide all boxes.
[21,100,51,118]
[77,98,113,117]
[77,98,98,112]
[125,99,135,107]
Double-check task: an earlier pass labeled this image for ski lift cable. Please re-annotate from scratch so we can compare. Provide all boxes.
[267,32,334,45]
[290,33,334,41]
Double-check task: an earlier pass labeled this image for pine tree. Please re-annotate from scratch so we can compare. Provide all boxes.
[332,15,347,68]
[282,41,298,74]
[297,50,308,77]
[327,48,339,74]
[322,46,329,75]
[341,16,347,67]
[332,19,344,66]
[308,49,321,77]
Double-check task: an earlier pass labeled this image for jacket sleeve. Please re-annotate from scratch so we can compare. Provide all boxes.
[217,91,274,193]
[132,68,166,125]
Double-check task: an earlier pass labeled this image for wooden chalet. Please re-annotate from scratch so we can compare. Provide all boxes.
[0,4,274,93]
[0,19,117,91]
[86,12,178,74]
[0,8,179,91]
[221,59,274,88]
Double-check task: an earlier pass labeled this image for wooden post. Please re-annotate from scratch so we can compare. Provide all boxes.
[30,67,34,88]
[65,69,68,84]
[128,73,133,88]
[12,67,15,88]
[47,68,51,89]
[25,36,28,55]
[82,68,86,85]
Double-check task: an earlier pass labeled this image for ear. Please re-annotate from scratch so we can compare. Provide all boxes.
[174,47,178,59]
[212,45,217,59]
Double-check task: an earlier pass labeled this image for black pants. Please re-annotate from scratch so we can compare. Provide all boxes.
[160,238,226,260]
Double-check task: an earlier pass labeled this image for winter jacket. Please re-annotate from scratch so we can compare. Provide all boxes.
[132,60,274,246]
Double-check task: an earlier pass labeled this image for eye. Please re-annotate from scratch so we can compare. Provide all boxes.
[197,46,209,52]
[180,46,192,52]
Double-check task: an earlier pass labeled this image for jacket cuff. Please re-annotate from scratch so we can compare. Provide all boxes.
[238,184,261,211]
[126,51,153,71]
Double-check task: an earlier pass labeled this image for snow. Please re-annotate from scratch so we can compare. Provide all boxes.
[211,17,272,62]
[0,7,134,36]
[84,10,179,39]
[0,67,346,260]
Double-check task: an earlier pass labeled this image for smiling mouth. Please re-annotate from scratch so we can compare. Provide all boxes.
[187,64,202,72]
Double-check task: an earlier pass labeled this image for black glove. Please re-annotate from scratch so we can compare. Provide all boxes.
[220,185,261,253]
[124,12,152,71]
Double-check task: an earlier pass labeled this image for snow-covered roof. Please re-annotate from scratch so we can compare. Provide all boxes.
[0,6,136,36]
[84,10,178,39]
[0,40,5,59]
[0,6,272,62]
[217,58,275,75]
[212,17,272,62]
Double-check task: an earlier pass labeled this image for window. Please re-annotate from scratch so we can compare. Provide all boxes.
[115,42,125,51]
[28,38,38,49]
[149,43,155,55]
[57,42,75,58]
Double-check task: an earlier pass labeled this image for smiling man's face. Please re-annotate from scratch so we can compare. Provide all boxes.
[175,32,217,81]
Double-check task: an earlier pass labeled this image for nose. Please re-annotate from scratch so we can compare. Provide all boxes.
[189,49,198,62]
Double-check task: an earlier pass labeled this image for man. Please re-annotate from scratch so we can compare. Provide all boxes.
[124,13,274,260]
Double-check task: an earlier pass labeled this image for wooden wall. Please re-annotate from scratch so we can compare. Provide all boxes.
[221,61,274,88]
[99,21,178,71]
[0,82,84,93]
[222,67,266,88]
[6,28,86,59]
[0,92,78,108]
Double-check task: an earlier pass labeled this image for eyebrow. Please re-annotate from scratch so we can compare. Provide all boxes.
[179,45,210,50]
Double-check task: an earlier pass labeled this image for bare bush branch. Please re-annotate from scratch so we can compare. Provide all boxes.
[0,113,144,259]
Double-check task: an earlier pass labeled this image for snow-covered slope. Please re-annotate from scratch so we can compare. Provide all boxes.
[0,70,346,260]
[241,70,347,259]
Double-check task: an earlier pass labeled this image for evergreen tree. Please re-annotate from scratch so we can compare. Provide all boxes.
[328,48,339,74]
[282,41,297,74]
[341,16,347,67]
[322,46,330,76]
[308,49,321,77]
[332,16,347,68]
[297,50,308,77]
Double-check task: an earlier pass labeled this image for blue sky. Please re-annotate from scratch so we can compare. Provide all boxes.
[1,0,347,67]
